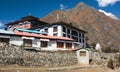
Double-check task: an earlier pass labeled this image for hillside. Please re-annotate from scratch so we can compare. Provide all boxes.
[41,2,120,49]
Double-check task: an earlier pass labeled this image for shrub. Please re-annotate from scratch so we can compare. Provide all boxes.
[118,54,120,66]
[102,47,119,53]
[107,58,114,69]
[118,55,120,62]
[89,43,96,49]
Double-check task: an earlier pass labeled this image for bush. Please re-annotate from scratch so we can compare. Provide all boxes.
[102,47,119,53]
[107,58,114,69]
[118,55,120,63]
[118,54,120,66]
[88,43,96,49]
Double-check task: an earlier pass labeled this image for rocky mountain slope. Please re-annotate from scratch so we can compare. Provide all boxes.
[41,2,120,49]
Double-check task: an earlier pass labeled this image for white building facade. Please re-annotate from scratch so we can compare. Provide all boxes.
[35,22,87,48]
[0,21,87,51]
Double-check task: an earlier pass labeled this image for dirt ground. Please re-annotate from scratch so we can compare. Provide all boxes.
[0,64,120,72]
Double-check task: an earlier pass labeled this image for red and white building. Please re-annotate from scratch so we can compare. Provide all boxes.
[0,16,87,51]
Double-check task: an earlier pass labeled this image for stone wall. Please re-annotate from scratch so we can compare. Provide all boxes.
[0,46,77,67]
[89,51,119,65]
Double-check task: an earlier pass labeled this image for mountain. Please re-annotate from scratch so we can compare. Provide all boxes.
[41,2,120,49]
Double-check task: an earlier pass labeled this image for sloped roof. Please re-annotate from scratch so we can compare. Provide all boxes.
[16,28,47,34]
[30,21,87,33]
[6,15,48,25]
[14,31,73,41]
[0,29,14,34]
[0,29,73,41]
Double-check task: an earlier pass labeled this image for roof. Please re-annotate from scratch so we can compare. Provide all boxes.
[78,48,90,51]
[0,29,14,34]
[54,21,87,33]
[30,21,87,33]
[6,15,48,25]
[0,29,73,41]
[14,31,73,41]
[16,28,47,34]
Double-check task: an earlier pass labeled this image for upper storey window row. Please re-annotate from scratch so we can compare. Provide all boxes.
[72,30,78,36]
[62,26,79,37]
[7,21,31,30]
[53,26,58,32]
[63,26,66,33]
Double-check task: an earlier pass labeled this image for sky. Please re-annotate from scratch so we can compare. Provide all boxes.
[0,0,120,28]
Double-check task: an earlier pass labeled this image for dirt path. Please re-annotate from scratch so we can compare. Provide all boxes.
[0,65,120,72]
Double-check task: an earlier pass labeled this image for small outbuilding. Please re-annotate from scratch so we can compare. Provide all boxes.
[76,48,90,65]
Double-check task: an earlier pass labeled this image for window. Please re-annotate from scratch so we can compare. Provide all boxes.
[82,34,85,38]
[53,33,57,36]
[63,26,66,32]
[79,33,82,37]
[79,39,82,42]
[67,28,70,34]
[67,34,70,38]
[24,24,29,28]
[74,43,79,48]
[24,21,29,24]
[80,51,86,56]
[53,26,57,32]
[31,21,36,24]
[82,39,84,43]
[72,30,78,36]
[66,43,72,49]
[45,28,48,33]
[57,42,64,48]
[63,33,66,37]
[41,41,47,47]
[42,34,47,36]
[24,39,32,47]
[8,25,12,29]
[72,36,78,42]
[19,22,23,25]
[36,29,40,31]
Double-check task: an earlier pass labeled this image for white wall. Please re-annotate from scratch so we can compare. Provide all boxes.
[76,49,89,65]
[10,36,40,48]
[41,40,71,51]
[57,25,63,37]
[48,40,56,49]
[48,27,53,36]
[32,39,40,48]
[47,25,63,37]
[10,36,23,46]
[41,40,57,50]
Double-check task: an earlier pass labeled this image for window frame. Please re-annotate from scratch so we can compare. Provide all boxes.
[23,39,32,47]
[41,41,48,48]
[66,43,72,49]
[53,26,58,32]
[57,42,64,48]
[80,51,86,56]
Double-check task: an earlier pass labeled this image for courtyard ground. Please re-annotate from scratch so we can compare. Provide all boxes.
[0,64,120,72]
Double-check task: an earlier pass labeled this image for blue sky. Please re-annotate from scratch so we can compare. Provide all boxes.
[0,0,120,28]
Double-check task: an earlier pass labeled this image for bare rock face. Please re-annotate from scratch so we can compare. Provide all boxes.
[41,2,120,49]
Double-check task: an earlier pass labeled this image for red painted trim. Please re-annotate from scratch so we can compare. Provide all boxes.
[14,31,73,41]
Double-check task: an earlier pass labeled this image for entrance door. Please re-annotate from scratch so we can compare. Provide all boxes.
[76,49,89,65]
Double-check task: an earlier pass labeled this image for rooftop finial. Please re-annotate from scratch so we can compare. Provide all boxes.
[56,13,59,22]
[95,43,102,53]
[29,13,32,16]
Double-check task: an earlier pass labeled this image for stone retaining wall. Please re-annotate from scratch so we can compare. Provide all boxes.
[90,52,119,65]
[0,46,77,67]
